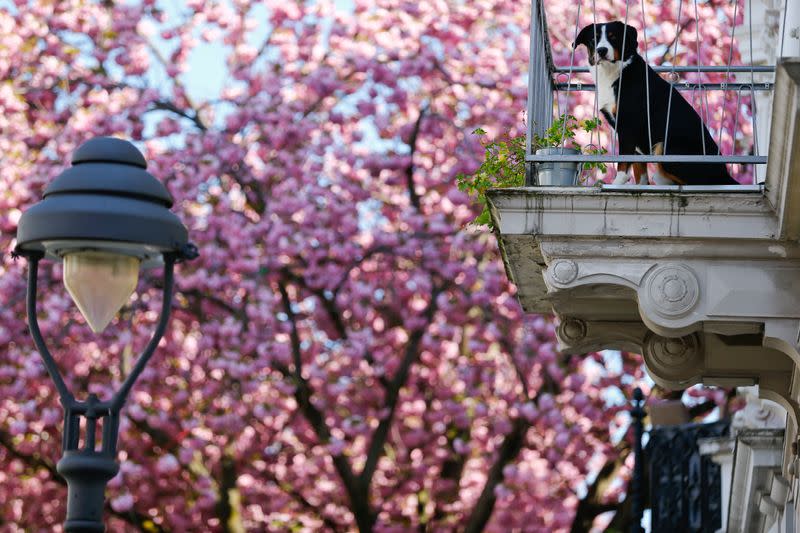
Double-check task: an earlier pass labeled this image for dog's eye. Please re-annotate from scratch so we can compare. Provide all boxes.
[608,32,615,38]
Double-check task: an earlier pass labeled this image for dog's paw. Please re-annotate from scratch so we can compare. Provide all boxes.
[652,172,675,185]
[612,171,630,185]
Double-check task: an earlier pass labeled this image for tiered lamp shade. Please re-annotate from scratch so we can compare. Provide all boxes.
[15,137,190,332]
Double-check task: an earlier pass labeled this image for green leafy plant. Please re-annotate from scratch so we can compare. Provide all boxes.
[457,114,607,227]
[457,128,526,226]
[535,114,607,172]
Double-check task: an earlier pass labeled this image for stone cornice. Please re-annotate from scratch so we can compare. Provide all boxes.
[489,187,778,240]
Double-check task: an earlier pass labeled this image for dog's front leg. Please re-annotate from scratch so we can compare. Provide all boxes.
[633,163,648,185]
[613,162,631,184]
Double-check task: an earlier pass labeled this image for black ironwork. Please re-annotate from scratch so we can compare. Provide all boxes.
[648,420,730,533]
[630,388,646,533]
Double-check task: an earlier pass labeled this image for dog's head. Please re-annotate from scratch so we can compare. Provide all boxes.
[573,21,638,66]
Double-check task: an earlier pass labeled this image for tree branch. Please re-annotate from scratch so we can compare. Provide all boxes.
[570,443,631,532]
[150,100,208,132]
[359,285,441,487]
[280,267,390,389]
[264,467,345,532]
[181,288,248,323]
[140,33,208,132]
[462,417,531,533]
[281,268,348,340]
[216,454,245,533]
[405,107,427,210]
[276,282,374,532]
[657,18,696,67]
[331,245,396,299]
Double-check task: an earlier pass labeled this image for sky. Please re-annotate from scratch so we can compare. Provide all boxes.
[156,0,354,109]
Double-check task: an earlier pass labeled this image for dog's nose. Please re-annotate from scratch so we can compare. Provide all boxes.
[597,46,609,59]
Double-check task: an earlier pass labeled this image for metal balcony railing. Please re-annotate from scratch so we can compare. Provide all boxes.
[527,0,788,187]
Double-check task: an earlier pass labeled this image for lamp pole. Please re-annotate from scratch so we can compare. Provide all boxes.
[630,387,646,533]
[14,137,197,532]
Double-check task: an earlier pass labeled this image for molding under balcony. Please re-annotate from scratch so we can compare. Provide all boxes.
[726,429,786,533]
[486,59,800,425]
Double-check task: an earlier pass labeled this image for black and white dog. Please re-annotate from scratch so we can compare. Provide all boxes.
[573,21,736,185]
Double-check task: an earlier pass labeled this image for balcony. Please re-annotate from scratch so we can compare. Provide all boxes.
[526,0,776,187]
[488,1,800,427]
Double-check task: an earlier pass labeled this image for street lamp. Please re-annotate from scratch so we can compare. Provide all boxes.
[13,137,197,532]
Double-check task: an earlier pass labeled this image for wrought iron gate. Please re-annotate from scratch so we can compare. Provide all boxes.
[647,421,730,533]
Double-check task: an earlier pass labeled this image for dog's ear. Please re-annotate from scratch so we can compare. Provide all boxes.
[573,24,596,50]
[624,24,639,53]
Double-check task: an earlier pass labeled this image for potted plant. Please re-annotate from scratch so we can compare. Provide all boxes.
[457,114,607,227]
[533,114,606,186]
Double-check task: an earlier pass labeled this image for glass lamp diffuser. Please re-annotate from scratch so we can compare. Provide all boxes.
[63,251,140,333]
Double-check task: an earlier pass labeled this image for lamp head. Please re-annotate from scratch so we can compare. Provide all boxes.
[15,137,195,332]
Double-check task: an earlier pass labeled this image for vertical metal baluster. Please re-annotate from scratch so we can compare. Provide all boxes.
[703,88,713,150]
[527,0,540,185]
[536,13,544,139]
[717,0,739,155]
[527,0,537,159]
[541,1,549,133]
[556,74,564,129]
[612,0,632,156]
[538,17,545,137]
[641,0,653,155]
[560,3,582,148]
[748,0,759,158]
[591,0,601,182]
[533,0,544,139]
[547,16,559,132]
[693,0,707,155]
[664,0,685,156]
[589,0,600,142]
[732,86,743,158]
[528,0,552,185]
[540,0,553,133]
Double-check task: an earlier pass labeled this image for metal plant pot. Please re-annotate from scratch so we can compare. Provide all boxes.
[534,147,580,186]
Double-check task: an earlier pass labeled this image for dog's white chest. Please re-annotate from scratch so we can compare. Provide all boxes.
[591,62,622,115]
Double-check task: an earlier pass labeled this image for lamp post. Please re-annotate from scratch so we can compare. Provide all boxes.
[629,387,646,533]
[13,137,197,532]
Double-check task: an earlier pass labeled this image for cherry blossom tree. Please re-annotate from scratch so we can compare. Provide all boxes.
[0,0,749,531]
